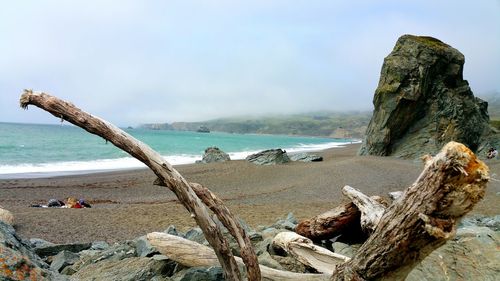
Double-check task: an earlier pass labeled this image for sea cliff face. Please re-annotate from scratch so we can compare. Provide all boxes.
[359,35,500,158]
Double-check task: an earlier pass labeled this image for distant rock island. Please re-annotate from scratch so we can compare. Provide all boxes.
[196,126,210,133]
[359,34,500,158]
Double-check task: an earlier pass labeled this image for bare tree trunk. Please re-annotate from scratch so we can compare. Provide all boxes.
[19,90,261,281]
[331,142,489,280]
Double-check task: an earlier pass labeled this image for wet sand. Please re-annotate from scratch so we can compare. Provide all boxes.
[1,144,498,244]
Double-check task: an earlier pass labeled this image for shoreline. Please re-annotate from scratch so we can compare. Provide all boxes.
[0,141,358,180]
[1,143,498,244]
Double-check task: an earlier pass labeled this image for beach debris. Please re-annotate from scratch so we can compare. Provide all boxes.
[289,152,323,162]
[0,206,14,225]
[198,146,231,163]
[246,149,290,165]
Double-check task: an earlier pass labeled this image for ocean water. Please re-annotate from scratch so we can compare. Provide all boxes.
[0,122,355,178]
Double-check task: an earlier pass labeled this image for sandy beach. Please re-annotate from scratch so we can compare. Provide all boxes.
[1,143,498,244]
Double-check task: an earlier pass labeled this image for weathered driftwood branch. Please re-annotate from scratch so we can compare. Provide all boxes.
[147,232,329,281]
[295,202,362,241]
[154,179,260,280]
[342,185,386,233]
[331,142,489,280]
[272,232,350,273]
[19,90,260,281]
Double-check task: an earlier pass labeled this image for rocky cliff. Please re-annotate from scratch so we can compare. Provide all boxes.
[359,35,499,158]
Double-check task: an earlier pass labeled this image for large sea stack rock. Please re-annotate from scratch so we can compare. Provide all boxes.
[359,34,499,158]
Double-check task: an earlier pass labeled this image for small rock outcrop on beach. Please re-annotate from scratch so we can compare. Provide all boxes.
[359,34,500,158]
[246,149,290,165]
[199,146,231,163]
[289,153,323,162]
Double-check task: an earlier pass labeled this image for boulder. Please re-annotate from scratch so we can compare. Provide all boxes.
[34,241,92,258]
[408,226,500,281]
[199,147,230,163]
[0,206,14,225]
[134,236,160,257]
[69,241,137,272]
[289,153,323,162]
[0,221,66,280]
[50,250,79,272]
[175,267,224,281]
[69,257,174,281]
[246,149,290,165]
[359,34,500,158]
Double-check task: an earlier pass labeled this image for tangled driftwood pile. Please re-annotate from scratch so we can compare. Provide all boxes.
[20,90,489,281]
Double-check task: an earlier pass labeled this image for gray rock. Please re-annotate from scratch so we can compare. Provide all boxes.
[408,225,500,281]
[50,250,79,272]
[176,267,224,281]
[460,215,500,231]
[254,237,273,256]
[30,237,55,248]
[185,227,208,245]
[331,242,354,258]
[35,242,92,258]
[199,147,231,163]
[289,153,323,162]
[90,240,110,251]
[246,149,290,165]
[258,251,283,270]
[272,213,298,231]
[69,241,137,272]
[0,221,67,280]
[70,257,174,281]
[135,236,159,257]
[164,225,185,237]
[359,34,500,158]
[271,255,307,273]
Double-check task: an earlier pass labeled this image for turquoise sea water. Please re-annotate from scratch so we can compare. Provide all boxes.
[0,122,354,178]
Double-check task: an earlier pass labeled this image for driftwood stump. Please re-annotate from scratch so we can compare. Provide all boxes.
[332,141,488,280]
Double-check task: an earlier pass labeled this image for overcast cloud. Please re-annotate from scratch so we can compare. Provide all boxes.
[1,0,499,126]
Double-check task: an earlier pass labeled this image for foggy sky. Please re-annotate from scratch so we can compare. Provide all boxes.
[1,1,499,126]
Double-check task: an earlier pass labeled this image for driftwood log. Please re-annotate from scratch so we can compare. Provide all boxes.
[19,90,259,281]
[147,232,329,281]
[332,141,489,280]
[342,185,386,233]
[153,142,488,281]
[295,202,362,241]
[272,232,350,273]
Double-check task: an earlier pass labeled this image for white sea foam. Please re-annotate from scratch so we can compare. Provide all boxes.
[0,140,358,179]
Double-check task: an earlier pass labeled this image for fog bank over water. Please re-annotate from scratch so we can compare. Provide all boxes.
[0,1,498,126]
